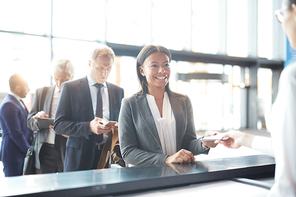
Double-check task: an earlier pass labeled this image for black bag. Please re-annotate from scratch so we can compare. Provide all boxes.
[23,131,37,175]
[111,144,125,167]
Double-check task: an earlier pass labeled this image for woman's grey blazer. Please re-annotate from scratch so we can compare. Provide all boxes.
[119,92,209,166]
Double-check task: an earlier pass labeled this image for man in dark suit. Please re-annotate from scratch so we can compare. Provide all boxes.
[54,46,124,172]
[0,74,32,177]
[27,59,74,174]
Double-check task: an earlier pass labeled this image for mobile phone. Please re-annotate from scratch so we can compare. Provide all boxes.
[99,120,117,126]
[201,135,229,142]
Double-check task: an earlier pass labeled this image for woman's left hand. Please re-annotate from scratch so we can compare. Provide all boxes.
[165,149,195,164]
[202,130,220,148]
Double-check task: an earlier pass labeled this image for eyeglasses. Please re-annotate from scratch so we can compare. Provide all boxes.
[275,7,289,23]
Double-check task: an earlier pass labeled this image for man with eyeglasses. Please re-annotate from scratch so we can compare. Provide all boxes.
[54,46,124,172]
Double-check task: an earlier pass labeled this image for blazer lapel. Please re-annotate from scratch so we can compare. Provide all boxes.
[44,85,55,117]
[169,93,186,150]
[80,77,94,118]
[9,94,27,116]
[135,95,161,146]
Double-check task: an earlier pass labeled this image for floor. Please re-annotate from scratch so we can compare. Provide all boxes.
[0,129,271,178]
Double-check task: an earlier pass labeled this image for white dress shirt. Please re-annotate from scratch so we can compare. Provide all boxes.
[146,92,176,155]
[251,136,274,157]
[9,91,25,109]
[87,75,110,121]
[87,75,110,144]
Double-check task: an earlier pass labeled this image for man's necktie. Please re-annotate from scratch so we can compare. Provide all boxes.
[94,83,103,143]
[20,99,28,114]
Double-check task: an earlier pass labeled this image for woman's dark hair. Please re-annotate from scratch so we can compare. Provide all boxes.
[136,45,172,95]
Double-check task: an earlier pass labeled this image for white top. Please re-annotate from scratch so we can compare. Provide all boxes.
[146,92,176,155]
[266,63,296,197]
[251,136,274,157]
[45,86,59,144]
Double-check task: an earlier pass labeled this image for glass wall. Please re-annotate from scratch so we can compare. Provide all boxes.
[258,0,273,59]
[257,68,272,129]
[106,0,151,46]
[0,0,282,130]
[192,0,224,54]
[0,0,51,35]
[151,0,191,50]
[226,0,249,57]
[52,0,106,41]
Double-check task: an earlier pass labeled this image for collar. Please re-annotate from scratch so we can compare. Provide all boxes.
[54,86,60,93]
[87,75,107,88]
[9,91,21,101]
[146,92,168,100]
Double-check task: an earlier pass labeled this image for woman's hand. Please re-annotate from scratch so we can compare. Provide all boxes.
[165,149,195,164]
[201,130,220,148]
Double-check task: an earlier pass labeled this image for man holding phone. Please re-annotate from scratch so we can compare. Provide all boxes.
[27,59,74,174]
[54,46,124,172]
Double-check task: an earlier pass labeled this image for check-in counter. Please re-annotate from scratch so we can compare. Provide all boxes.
[0,154,274,196]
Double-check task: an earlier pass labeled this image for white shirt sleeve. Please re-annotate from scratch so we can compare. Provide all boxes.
[251,136,274,157]
[267,64,296,196]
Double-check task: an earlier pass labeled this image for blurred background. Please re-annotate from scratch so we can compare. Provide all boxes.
[0,0,287,132]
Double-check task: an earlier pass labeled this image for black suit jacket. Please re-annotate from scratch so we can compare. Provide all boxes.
[119,92,208,166]
[54,77,124,172]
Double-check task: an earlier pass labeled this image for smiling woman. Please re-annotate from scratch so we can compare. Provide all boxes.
[118,45,220,166]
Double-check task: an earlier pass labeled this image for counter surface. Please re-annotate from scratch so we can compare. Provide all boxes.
[0,154,275,197]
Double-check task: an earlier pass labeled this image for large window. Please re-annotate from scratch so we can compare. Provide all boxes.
[0,0,282,130]
[106,0,151,46]
[192,0,224,54]
[0,33,51,92]
[227,0,249,57]
[0,0,51,35]
[258,0,273,59]
[53,0,105,41]
[175,62,241,131]
[151,0,191,50]
[257,68,272,129]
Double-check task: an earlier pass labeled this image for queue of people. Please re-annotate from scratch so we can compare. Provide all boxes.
[0,0,296,195]
[0,45,218,177]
